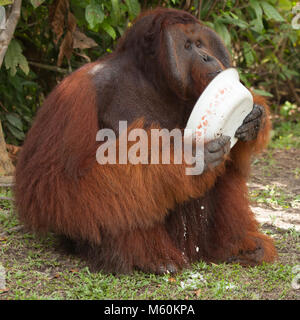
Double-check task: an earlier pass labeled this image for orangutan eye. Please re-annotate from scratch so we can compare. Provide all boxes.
[184,40,192,50]
[196,40,202,48]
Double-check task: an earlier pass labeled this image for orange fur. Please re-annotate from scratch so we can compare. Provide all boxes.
[15,8,277,274]
[15,63,225,245]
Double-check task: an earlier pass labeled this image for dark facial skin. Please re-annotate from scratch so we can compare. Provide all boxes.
[162,23,225,100]
[161,23,265,169]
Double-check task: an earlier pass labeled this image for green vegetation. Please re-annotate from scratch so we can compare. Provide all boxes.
[270,121,300,149]
[0,206,299,299]
[250,184,300,208]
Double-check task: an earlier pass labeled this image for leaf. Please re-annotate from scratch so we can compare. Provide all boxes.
[73,29,97,49]
[4,39,29,76]
[250,18,264,33]
[239,73,251,87]
[0,1,12,6]
[67,12,77,33]
[100,22,116,40]
[278,0,292,11]
[85,3,104,29]
[4,40,21,76]
[250,0,262,19]
[203,21,214,29]
[231,19,248,29]
[288,32,297,44]
[50,0,69,44]
[243,42,255,66]
[125,0,140,20]
[18,54,30,75]
[222,13,248,29]
[261,1,285,22]
[117,25,124,36]
[57,31,73,66]
[6,113,23,131]
[6,123,25,140]
[252,89,273,97]
[214,22,231,46]
[111,0,120,25]
[249,1,264,33]
[30,0,45,8]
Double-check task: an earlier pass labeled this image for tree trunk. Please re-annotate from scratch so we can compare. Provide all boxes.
[0,0,22,177]
[0,121,14,176]
[0,0,22,66]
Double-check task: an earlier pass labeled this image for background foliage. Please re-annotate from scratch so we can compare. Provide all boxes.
[0,0,299,145]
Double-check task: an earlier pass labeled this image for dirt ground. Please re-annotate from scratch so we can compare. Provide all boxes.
[249,148,300,231]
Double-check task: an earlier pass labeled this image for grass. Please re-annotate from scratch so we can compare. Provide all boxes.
[0,210,298,300]
[0,119,299,300]
[249,119,300,210]
[269,121,300,149]
[249,185,300,209]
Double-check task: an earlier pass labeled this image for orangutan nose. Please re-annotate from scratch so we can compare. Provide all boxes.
[198,50,213,62]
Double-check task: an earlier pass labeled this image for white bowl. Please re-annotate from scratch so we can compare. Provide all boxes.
[184,68,253,148]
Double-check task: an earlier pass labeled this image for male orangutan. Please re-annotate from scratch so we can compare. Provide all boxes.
[15,8,277,274]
